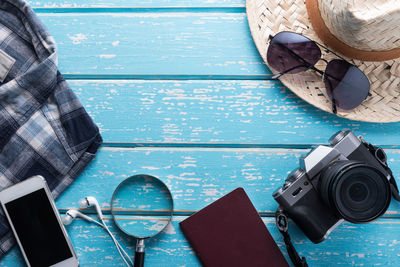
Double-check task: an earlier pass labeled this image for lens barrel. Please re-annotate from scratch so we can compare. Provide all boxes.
[319,160,391,223]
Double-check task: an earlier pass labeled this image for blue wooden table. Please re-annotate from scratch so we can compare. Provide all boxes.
[1,0,400,266]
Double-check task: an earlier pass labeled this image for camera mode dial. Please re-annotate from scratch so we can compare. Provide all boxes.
[329,131,349,146]
[283,168,304,189]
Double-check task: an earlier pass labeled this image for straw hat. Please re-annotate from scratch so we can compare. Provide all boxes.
[246,0,400,122]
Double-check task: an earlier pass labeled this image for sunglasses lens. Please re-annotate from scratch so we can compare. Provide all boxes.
[267,32,321,74]
[324,59,370,110]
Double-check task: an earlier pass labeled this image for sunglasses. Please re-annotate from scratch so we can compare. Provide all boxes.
[267,31,370,114]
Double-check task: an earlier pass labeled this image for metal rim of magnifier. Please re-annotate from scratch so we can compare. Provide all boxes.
[110,174,174,239]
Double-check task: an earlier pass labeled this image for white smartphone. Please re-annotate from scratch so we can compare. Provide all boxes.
[0,176,79,267]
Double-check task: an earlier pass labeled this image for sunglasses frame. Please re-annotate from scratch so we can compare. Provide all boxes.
[267,31,370,114]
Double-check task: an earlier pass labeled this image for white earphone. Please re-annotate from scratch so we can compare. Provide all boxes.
[62,209,97,225]
[62,196,133,266]
[78,196,104,220]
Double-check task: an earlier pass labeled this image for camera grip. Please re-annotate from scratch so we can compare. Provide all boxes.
[285,191,341,244]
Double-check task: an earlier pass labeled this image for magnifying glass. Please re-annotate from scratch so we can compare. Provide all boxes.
[111,174,174,267]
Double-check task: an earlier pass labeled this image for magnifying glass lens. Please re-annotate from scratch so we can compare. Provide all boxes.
[111,175,173,239]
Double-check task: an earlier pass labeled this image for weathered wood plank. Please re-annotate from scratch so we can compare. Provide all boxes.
[71,80,400,145]
[35,13,268,76]
[28,0,245,8]
[4,3,400,267]
[2,216,400,266]
[55,147,400,215]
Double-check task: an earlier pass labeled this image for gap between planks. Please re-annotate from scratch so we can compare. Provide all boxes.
[99,145,400,152]
[62,74,274,80]
[59,209,400,219]
[102,143,400,149]
[33,7,246,13]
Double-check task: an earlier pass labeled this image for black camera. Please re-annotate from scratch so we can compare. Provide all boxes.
[273,131,396,244]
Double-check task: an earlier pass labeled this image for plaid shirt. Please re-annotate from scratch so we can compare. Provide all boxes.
[0,0,102,256]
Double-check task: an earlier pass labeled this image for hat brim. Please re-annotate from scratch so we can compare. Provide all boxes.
[246,0,400,123]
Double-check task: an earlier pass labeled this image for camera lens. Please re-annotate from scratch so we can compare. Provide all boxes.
[319,160,391,223]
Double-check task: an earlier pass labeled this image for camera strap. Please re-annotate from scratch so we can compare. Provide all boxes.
[360,137,400,201]
[276,207,308,267]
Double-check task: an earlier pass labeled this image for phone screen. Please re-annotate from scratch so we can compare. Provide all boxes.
[5,188,73,267]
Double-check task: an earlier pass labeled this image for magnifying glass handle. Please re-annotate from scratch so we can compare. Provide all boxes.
[134,239,145,267]
[134,251,145,267]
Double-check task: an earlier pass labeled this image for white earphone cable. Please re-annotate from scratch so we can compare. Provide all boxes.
[100,218,133,266]
[71,210,132,266]
[75,197,133,266]
[104,224,131,267]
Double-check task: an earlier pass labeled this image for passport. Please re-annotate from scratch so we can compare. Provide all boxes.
[179,187,289,267]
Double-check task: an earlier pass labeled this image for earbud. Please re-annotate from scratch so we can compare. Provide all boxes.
[78,196,104,221]
[65,197,133,266]
[62,210,96,225]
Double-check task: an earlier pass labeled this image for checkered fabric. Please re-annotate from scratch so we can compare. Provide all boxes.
[0,0,102,256]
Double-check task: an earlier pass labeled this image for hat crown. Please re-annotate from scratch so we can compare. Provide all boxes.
[318,0,400,51]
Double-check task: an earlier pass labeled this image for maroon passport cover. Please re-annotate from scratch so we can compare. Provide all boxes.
[179,187,289,267]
